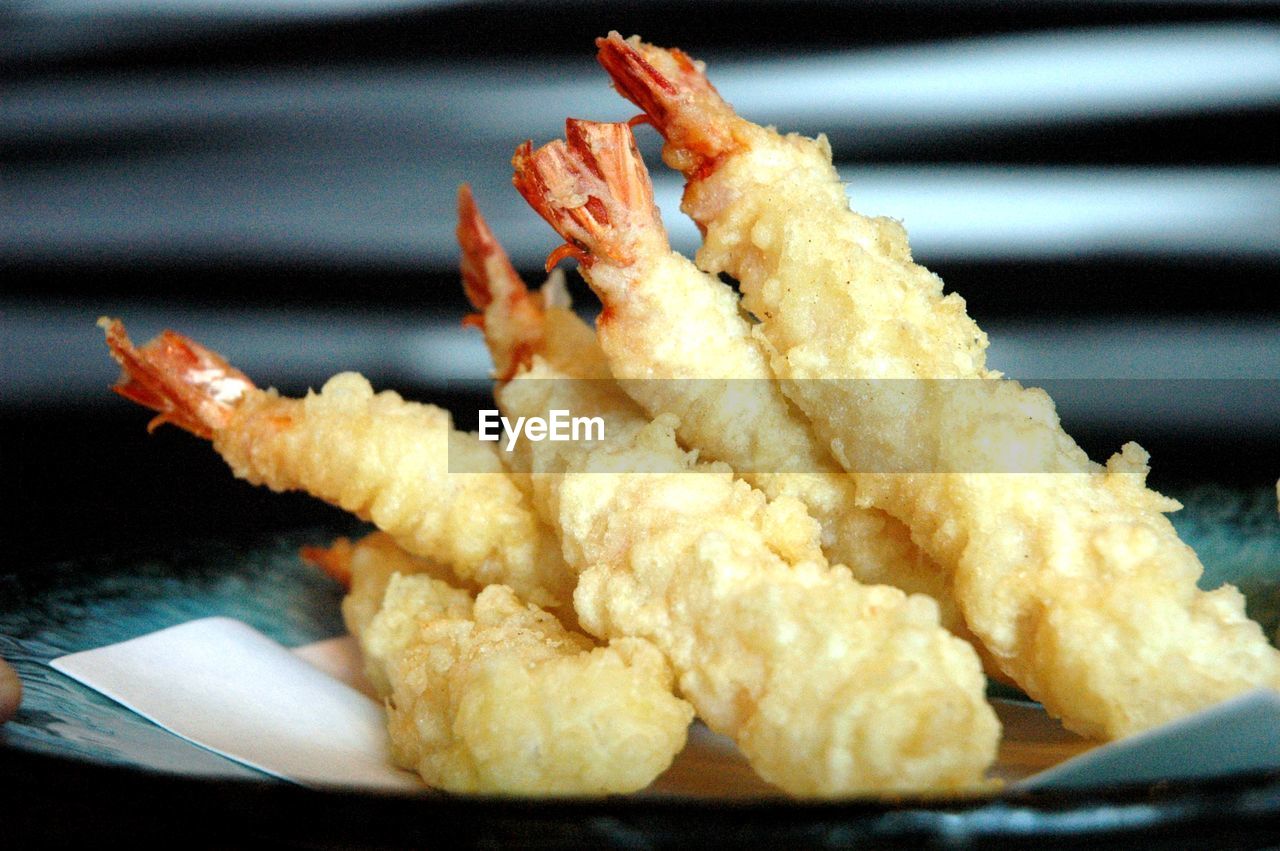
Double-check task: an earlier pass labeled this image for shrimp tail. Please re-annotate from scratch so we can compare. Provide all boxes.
[566,119,660,227]
[512,119,660,271]
[595,32,739,180]
[512,139,598,268]
[456,185,546,380]
[300,537,355,589]
[457,183,524,315]
[100,317,253,439]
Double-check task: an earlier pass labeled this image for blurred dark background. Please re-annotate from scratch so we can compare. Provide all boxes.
[3,0,1278,566]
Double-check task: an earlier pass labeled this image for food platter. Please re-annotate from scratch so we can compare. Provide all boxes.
[3,488,1277,847]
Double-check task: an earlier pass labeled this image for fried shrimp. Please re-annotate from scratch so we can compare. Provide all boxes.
[101,318,574,610]
[468,230,999,795]
[512,117,972,643]
[302,532,463,696]
[303,533,693,795]
[458,183,612,383]
[597,33,1280,738]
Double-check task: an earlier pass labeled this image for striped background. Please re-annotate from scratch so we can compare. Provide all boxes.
[3,1,1277,560]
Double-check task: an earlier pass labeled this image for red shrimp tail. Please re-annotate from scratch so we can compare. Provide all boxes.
[455,186,545,381]
[595,32,739,177]
[300,538,355,589]
[457,183,527,312]
[565,119,658,226]
[100,317,252,439]
[512,120,660,269]
[513,137,605,265]
[595,32,682,137]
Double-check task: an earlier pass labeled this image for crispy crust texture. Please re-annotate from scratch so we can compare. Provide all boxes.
[495,359,999,795]
[325,533,692,795]
[602,35,1280,738]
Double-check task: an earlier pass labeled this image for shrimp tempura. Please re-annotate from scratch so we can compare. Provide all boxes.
[598,32,1280,738]
[458,183,613,383]
[512,118,976,648]
[101,318,574,611]
[304,533,693,795]
[301,532,465,696]
[467,210,999,794]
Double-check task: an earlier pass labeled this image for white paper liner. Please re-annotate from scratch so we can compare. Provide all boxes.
[51,617,421,793]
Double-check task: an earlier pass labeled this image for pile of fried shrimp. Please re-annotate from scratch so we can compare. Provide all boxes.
[100,33,1280,798]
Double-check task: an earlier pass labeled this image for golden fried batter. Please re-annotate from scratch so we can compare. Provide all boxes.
[513,117,982,660]
[102,318,573,611]
[308,532,693,794]
[493,359,999,794]
[597,32,1280,739]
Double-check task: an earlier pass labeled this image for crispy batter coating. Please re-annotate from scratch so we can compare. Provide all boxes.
[468,174,996,793]
[102,318,574,611]
[326,536,692,795]
[597,33,1280,738]
[218,374,573,609]
[458,185,613,384]
[304,532,462,697]
[491,354,999,795]
[514,118,976,652]
[106,319,694,794]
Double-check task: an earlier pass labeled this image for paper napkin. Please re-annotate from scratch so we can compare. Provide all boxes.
[50,617,422,792]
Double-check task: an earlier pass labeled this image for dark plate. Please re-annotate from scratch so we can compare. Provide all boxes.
[2,488,1279,848]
